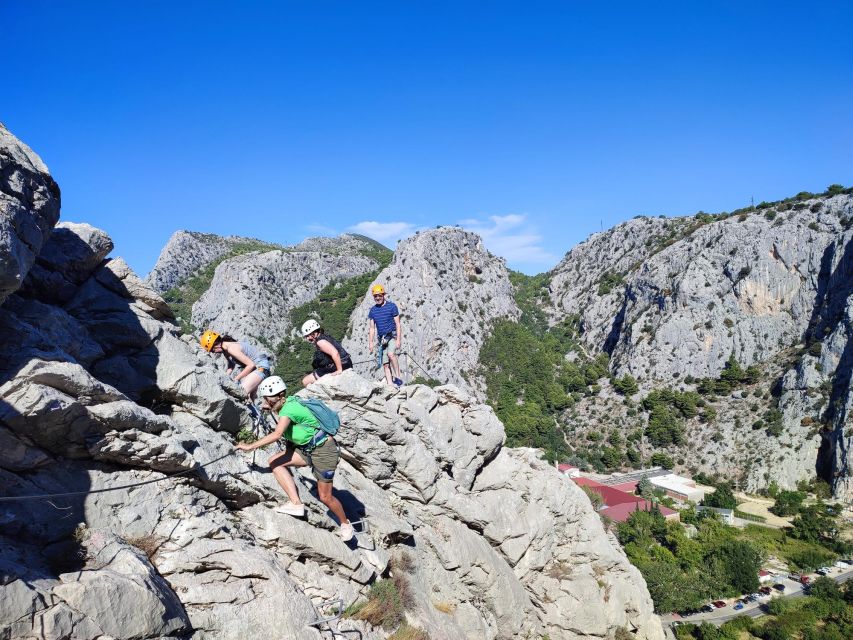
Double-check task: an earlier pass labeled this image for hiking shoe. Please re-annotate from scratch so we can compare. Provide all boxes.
[340,522,355,542]
[275,503,305,517]
[393,377,403,387]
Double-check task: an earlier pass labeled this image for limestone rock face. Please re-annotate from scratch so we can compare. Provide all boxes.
[344,227,520,392]
[191,247,379,348]
[549,198,853,382]
[145,230,282,293]
[548,197,853,494]
[0,123,61,306]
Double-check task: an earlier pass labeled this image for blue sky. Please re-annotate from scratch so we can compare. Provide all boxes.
[3,1,852,275]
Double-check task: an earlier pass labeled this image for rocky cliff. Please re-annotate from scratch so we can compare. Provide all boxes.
[547,196,853,496]
[145,230,283,294]
[190,235,383,349]
[0,125,662,640]
[343,227,521,392]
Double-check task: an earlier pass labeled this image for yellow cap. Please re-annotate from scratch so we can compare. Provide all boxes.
[371,284,385,295]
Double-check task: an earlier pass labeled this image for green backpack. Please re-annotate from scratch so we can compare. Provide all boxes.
[296,397,340,436]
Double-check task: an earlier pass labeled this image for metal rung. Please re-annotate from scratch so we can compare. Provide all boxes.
[307,597,344,627]
[348,517,370,535]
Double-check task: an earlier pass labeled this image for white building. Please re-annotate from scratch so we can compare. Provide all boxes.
[648,473,705,503]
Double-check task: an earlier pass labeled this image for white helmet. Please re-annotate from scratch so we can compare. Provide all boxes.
[301,319,321,337]
[258,376,287,398]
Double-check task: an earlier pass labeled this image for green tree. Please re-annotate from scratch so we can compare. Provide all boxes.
[770,490,806,516]
[637,475,654,498]
[617,506,668,547]
[790,502,838,544]
[703,483,737,509]
[650,452,674,469]
[712,540,762,593]
[639,560,714,613]
[809,576,842,601]
[613,374,639,396]
[601,446,623,469]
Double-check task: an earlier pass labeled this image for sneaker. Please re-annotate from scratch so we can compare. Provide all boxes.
[275,503,305,517]
[392,377,403,387]
[340,522,355,542]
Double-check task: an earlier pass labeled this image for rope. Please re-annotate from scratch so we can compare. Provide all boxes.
[400,351,434,380]
[0,452,234,503]
[350,350,437,383]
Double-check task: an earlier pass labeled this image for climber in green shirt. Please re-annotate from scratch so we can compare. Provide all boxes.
[234,375,354,542]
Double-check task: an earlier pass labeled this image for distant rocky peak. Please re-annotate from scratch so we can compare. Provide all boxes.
[343,226,520,393]
[145,230,283,293]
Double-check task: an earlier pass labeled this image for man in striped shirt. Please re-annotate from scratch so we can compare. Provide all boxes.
[367,284,403,387]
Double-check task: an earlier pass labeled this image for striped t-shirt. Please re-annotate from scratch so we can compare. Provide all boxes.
[368,301,399,336]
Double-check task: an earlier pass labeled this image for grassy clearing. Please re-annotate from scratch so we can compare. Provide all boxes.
[735,525,838,571]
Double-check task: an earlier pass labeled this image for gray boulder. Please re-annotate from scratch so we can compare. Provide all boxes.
[0,123,61,306]
[20,221,113,303]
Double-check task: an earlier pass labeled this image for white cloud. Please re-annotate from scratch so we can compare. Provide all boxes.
[348,221,419,244]
[459,214,557,265]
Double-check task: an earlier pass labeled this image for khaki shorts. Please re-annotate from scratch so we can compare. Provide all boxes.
[378,337,397,364]
[299,436,339,483]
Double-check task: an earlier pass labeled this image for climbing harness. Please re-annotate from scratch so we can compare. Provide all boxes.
[245,401,282,465]
[375,333,393,371]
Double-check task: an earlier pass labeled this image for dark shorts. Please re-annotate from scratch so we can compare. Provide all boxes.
[298,436,340,483]
[312,360,353,379]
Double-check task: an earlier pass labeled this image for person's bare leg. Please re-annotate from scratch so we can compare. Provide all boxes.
[269,449,308,504]
[241,372,263,399]
[302,372,316,387]
[388,353,401,380]
[317,481,349,525]
[383,362,393,384]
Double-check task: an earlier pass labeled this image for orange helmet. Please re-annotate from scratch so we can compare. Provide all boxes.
[371,284,385,295]
[200,329,220,352]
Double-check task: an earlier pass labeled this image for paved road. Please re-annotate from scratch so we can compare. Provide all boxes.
[662,566,853,628]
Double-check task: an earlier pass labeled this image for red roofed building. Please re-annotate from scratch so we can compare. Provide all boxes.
[573,478,645,508]
[610,481,640,493]
[601,501,679,524]
[572,476,680,523]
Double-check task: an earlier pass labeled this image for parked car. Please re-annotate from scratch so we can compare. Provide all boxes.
[800,575,811,585]
[759,587,772,595]
[702,604,715,613]
[749,592,762,600]
[838,558,852,565]
[713,600,727,608]
[788,573,801,581]
[734,602,744,610]
[816,568,828,576]
[835,560,848,569]
[773,583,786,591]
